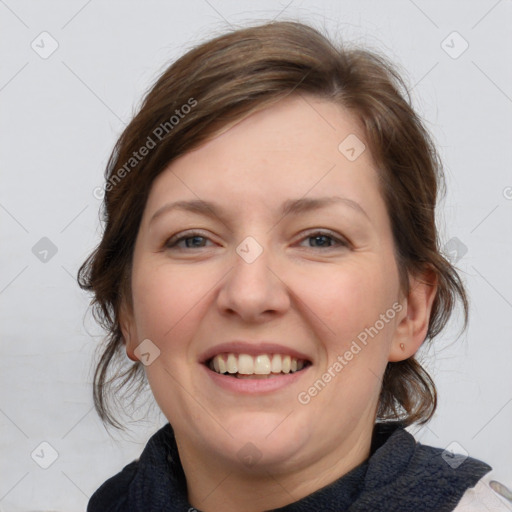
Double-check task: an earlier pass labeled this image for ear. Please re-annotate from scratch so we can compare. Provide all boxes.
[388,268,438,362]
[119,301,138,362]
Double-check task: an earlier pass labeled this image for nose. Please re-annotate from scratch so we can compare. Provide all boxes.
[216,244,290,323]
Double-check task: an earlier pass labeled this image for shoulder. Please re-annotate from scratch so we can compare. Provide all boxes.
[86,423,182,511]
[87,460,139,512]
[356,425,495,511]
[453,473,512,511]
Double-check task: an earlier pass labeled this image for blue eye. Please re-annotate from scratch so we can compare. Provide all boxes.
[164,230,348,251]
[165,232,212,249]
[299,231,347,249]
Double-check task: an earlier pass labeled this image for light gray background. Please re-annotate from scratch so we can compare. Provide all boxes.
[1,1,511,510]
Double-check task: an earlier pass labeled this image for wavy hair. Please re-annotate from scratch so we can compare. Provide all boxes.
[78,21,467,428]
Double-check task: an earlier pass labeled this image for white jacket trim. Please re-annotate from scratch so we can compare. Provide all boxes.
[454,472,512,511]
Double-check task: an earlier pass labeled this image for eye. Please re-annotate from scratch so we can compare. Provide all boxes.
[164,229,348,251]
[297,230,349,249]
[164,231,214,249]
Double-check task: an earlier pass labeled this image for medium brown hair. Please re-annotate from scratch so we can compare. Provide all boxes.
[78,20,468,428]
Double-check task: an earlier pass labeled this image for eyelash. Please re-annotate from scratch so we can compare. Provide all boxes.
[164,229,349,250]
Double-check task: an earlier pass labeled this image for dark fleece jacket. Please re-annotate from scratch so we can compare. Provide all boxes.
[87,422,491,512]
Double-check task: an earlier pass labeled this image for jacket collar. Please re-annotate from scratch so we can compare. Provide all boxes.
[103,422,491,511]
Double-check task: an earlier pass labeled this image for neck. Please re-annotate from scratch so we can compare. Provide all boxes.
[177,422,374,512]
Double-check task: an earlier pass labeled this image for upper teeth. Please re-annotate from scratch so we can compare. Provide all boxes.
[209,353,306,375]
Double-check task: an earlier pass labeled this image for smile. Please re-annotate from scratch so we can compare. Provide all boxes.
[207,353,310,379]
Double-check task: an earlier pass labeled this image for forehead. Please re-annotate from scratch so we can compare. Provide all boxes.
[144,95,382,218]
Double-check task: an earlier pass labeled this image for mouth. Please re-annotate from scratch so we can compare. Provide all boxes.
[205,353,311,379]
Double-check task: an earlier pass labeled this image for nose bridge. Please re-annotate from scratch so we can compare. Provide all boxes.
[217,235,289,319]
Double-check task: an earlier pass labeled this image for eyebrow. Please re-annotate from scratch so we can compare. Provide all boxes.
[149,196,370,225]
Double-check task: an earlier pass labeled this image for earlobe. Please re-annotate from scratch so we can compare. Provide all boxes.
[119,302,138,362]
[389,269,438,362]
[124,338,138,362]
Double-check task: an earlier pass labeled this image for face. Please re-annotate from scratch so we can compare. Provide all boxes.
[122,94,409,475]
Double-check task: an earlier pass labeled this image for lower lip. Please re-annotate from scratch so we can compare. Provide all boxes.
[202,364,310,394]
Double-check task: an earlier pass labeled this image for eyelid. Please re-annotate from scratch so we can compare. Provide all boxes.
[164,228,350,250]
[296,229,351,248]
[164,229,215,248]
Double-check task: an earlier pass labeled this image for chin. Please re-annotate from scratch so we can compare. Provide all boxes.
[203,411,310,470]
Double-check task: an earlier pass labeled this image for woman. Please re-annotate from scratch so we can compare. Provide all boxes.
[79,20,511,511]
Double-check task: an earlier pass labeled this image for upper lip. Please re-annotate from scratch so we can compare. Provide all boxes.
[199,341,313,364]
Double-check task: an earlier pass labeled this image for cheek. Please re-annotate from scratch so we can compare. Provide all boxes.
[131,261,214,346]
[297,262,400,414]
[295,258,396,339]
[130,262,216,426]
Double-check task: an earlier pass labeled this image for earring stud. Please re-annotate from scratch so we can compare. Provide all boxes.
[400,343,405,351]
